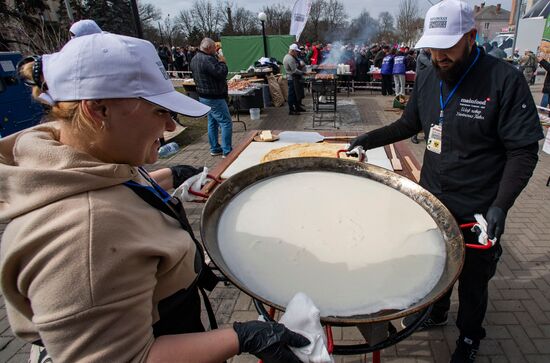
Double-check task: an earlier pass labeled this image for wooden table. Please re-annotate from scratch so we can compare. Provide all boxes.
[202,130,421,195]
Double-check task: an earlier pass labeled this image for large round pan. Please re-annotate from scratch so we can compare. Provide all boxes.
[201,157,464,325]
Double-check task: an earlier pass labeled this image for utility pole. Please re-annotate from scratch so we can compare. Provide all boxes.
[63,0,74,22]
[130,0,144,39]
[512,0,523,53]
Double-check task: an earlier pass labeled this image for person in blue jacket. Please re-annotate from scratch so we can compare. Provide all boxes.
[380,47,395,96]
[393,49,407,96]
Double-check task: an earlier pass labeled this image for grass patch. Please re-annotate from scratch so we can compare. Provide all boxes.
[168,87,208,148]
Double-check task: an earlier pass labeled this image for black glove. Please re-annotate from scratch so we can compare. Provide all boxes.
[486,206,506,241]
[170,165,204,189]
[348,133,369,151]
[233,321,310,363]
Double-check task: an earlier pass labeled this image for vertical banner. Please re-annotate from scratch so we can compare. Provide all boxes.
[539,16,550,60]
[290,0,313,42]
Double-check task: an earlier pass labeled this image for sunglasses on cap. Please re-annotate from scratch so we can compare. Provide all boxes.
[16,55,48,91]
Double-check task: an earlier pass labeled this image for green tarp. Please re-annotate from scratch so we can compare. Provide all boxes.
[220,35,295,74]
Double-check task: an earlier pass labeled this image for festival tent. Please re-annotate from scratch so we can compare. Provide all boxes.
[220,35,295,74]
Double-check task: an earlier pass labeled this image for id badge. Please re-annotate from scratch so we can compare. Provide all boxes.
[426,124,442,154]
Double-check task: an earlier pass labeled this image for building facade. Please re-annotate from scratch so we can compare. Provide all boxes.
[474,3,512,43]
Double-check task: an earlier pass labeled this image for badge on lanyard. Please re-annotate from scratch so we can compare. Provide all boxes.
[427,123,442,154]
[429,47,481,155]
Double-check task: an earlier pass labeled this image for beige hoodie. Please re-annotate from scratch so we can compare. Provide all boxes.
[0,123,199,362]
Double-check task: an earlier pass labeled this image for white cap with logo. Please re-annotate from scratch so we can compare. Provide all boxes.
[289,44,300,51]
[41,33,210,117]
[415,0,475,50]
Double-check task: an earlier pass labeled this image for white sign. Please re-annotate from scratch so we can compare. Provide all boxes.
[290,0,312,42]
[0,60,15,72]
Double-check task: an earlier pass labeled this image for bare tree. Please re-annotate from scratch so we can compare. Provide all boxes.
[192,0,222,38]
[348,10,378,44]
[139,3,162,26]
[323,0,347,31]
[375,11,397,44]
[1,1,68,53]
[175,9,196,37]
[218,1,259,35]
[396,0,423,45]
[173,0,222,40]
[302,0,326,41]
[262,4,292,35]
[231,8,260,35]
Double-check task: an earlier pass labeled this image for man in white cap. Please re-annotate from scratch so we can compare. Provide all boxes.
[283,44,305,115]
[69,19,102,38]
[349,1,543,361]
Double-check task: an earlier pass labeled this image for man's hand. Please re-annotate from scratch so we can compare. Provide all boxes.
[218,55,226,63]
[348,133,369,151]
[233,321,309,363]
[486,206,506,241]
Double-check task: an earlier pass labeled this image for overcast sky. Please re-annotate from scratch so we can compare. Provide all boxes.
[145,0,515,22]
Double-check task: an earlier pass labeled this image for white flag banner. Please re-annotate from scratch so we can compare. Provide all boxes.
[290,0,312,42]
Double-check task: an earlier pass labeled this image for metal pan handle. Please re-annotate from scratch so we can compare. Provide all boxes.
[460,222,495,250]
[337,149,366,162]
[188,174,223,202]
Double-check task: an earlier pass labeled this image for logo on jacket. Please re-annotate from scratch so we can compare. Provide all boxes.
[456,98,487,120]
[429,17,448,29]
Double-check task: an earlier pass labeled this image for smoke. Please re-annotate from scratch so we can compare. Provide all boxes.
[320,41,346,65]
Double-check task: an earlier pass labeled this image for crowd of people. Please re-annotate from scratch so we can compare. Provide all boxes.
[157,43,222,74]
[0,1,547,361]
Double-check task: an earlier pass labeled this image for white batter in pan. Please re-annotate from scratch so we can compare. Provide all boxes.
[218,171,446,316]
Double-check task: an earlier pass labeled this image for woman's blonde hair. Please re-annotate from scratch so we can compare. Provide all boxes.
[19,61,100,135]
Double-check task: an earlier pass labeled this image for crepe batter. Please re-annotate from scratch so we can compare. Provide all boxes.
[218,171,446,316]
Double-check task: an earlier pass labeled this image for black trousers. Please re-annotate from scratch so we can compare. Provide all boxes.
[288,80,298,111]
[293,77,305,105]
[431,229,502,341]
[381,74,393,96]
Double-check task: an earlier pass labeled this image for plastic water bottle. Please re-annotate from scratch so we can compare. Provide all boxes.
[158,142,180,158]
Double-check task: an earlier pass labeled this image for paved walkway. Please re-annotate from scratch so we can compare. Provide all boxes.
[0,89,549,362]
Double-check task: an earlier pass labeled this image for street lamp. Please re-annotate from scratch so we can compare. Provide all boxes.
[258,12,268,58]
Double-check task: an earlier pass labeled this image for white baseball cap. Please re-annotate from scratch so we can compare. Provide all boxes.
[415,0,475,50]
[41,33,210,117]
[69,19,102,38]
[289,44,300,51]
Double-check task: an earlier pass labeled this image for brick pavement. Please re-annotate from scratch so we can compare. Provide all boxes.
[0,89,549,362]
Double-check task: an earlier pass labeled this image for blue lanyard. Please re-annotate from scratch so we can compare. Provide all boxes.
[438,47,480,125]
[124,167,172,203]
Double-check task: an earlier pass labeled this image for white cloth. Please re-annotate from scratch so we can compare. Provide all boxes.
[473,213,497,245]
[279,293,333,363]
[171,167,209,202]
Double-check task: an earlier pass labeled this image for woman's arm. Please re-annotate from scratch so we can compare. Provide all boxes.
[147,328,239,363]
[149,168,173,190]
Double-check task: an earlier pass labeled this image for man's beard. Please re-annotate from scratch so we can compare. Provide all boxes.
[432,45,471,83]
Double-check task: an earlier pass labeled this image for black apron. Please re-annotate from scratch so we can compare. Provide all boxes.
[123,170,219,336]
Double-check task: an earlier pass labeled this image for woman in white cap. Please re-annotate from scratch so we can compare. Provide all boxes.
[0,33,308,363]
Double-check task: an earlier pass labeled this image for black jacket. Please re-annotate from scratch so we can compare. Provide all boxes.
[190,51,228,99]
[540,59,550,94]
[362,47,543,221]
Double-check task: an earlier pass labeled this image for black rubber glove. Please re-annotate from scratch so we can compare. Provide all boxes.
[486,206,506,241]
[170,165,204,189]
[348,133,369,151]
[233,321,310,363]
